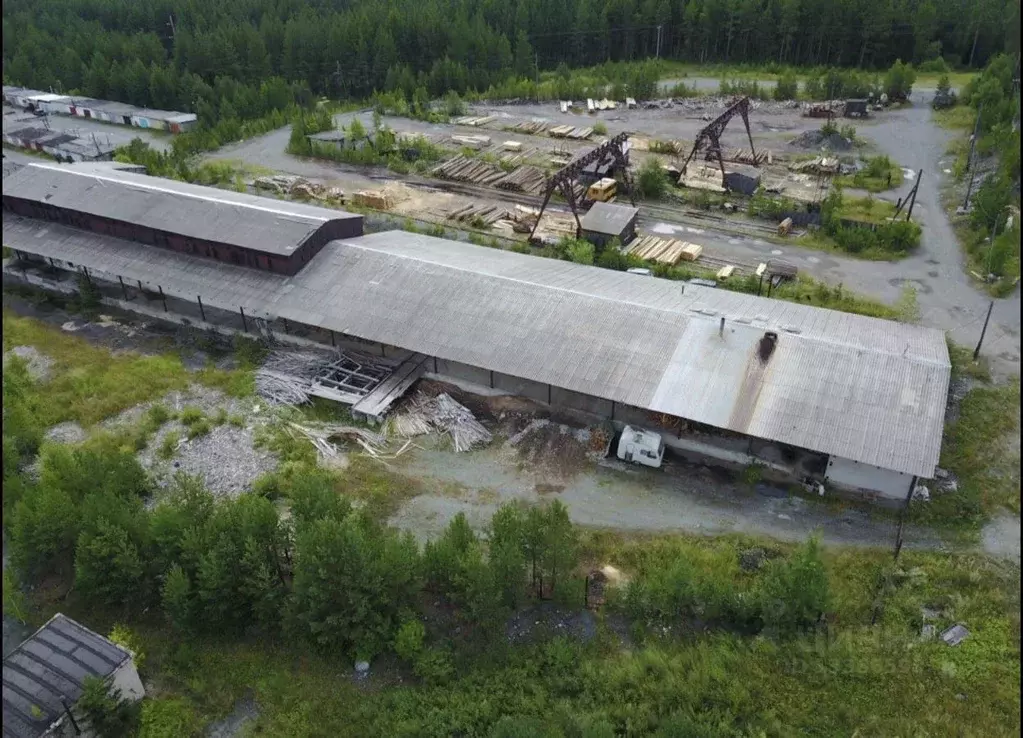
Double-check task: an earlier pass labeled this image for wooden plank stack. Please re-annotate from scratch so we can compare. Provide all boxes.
[624,236,703,265]
[454,115,497,127]
[549,125,593,139]
[511,120,549,135]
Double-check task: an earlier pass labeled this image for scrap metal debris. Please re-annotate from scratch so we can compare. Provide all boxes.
[388,392,492,452]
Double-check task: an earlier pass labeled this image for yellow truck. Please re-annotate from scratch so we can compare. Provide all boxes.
[586,177,618,203]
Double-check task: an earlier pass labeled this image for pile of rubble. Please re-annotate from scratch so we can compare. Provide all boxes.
[790,129,854,152]
[253,175,344,203]
[389,392,493,452]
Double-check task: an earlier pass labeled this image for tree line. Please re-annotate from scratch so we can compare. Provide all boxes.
[3,353,829,672]
[3,0,1018,115]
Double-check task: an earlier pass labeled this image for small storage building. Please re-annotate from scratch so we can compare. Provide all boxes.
[3,613,145,738]
[581,201,639,248]
[844,99,869,118]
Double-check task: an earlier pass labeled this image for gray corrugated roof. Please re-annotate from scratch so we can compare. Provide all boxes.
[3,219,950,476]
[580,202,639,235]
[3,614,130,738]
[3,163,362,256]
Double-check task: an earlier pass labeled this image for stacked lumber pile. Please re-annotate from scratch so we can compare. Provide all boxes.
[494,165,547,194]
[446,203,512,226]
[431,155,507,187]
[353,190,392,209]
[726,148,769,165]
[511,120,549,135]
[452,134,491,149]
[549,125,593,139]
[625,236,703,265]
[454,115,497,127]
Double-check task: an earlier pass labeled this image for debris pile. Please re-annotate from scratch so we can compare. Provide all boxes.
[255,350,339,407]
[790,129,853,152]
[288,422,403,460]
[389,392,492,452]
[253,175,344,203]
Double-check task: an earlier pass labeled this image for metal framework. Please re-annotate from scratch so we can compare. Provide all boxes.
[680,96,758,182]
[893,170,921,222]
[311,352,393,403]
[529,132,635,241]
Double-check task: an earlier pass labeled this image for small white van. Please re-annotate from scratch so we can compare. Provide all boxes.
[616,426,665,468]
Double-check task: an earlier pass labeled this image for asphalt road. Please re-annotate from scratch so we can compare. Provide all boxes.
[207,96,1020,377]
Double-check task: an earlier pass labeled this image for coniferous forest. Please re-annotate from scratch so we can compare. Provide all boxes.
[3,0,1020,117]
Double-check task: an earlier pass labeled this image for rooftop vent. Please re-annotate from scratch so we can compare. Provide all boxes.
[758,331,778,362]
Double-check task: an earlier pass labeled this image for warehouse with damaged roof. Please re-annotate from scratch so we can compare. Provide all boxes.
[2,162,951,501]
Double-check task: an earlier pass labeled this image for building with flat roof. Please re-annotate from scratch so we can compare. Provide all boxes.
[2,163,950,500]
[3,613,144,738]
[2,86,198,133]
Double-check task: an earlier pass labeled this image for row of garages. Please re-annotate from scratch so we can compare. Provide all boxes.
[2,122,116,162]
[2,87,198,133]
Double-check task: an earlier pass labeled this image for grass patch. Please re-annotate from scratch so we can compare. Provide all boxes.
[157,431,181,460]
[179,407,206,426]
[2,311,252,427]
[835,194,899,225]
[919,378,1021,527]
[833,156,904,192]
[933,105,977,130]
[186,419,212,440]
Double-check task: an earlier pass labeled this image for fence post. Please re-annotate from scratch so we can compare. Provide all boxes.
[197,295,206,322]
[239,306,248,332]
[118,276,128,300]
[158,285,167,312]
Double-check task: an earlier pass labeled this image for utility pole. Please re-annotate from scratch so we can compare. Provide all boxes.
[968,26,980,68]
[906,169,921,221]
[167,14,176,40]
[973,300,995,360]
[655,25,663,58]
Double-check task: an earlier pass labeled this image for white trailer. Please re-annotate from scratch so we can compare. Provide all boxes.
[616,426,664,468]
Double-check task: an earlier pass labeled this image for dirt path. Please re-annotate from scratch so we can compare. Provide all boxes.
[390,442,948,551]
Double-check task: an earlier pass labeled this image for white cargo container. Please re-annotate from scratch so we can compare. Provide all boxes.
[616,426,664,468]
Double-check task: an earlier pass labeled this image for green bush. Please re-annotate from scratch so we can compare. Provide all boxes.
[185,419,211,440]
[636,157,668,199]
[592,121,608,135]
[138,697,202,738]
[77,676,140,738]
[760,538,829,633]
[413,646,455,685]
[773,74,799,101]
[178,407,205,426]
[394,618,427,661]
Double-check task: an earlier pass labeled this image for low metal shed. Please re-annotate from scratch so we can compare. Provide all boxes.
[581,202,639,248]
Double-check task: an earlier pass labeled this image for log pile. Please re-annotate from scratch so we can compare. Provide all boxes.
[446,203,512,226]
[431,155,507,187]
[494,165,547,194]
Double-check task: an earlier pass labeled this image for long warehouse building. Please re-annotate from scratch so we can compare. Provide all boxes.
[2,162,951,500]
